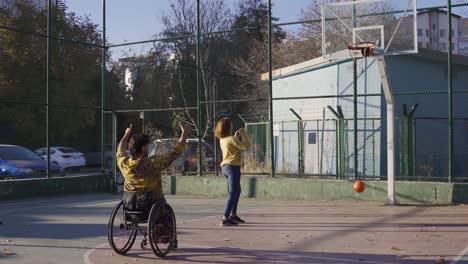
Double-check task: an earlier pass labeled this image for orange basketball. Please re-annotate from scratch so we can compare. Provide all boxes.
[353,180,366,193]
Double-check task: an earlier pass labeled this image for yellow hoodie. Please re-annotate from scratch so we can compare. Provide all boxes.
[117,143,185,200]
[219,136,250,167]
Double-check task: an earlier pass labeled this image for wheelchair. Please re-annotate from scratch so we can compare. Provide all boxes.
[107,198,178,257]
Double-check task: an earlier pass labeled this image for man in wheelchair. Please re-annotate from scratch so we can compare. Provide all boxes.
[117,123,191,243]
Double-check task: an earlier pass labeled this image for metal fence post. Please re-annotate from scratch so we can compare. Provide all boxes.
[46,0,52,179]
[353,58,358,180]
[101,0,106,174]
[268,0,275,177]
[196,0,203,177]
[448,0,454,182]
[112,112,117,192]
[290,108,304,174]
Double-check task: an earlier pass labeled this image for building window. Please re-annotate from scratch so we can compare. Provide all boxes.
[418,29,422,37]
[308,133,317,144]
[433,24,436,30]
[452,43,455,50]
[440,30,446,38]
[441,43,447,50]
[426,43,429,48]
[426,30,429,36]
[418,42,422,47]
[451,30,454,37]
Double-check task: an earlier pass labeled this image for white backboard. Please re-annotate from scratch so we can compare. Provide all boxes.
[322,0,418,59]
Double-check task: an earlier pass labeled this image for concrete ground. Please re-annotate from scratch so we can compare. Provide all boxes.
[1,193,468,264]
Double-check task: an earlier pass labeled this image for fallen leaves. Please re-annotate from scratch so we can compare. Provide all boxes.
[3,248,14,256]
[437,256,445,263]
[390,246,401,251]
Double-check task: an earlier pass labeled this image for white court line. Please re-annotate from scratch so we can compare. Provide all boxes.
[83,205,399,264]
[0,194,117,214]
[83,206,266,264]
[0,198,117,214]
[451,245,468,264]
[180,243,400,264]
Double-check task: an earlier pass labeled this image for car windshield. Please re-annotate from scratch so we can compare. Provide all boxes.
[0,146,42,160]
[57,147,79,153]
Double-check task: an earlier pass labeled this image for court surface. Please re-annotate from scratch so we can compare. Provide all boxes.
[1,193,468,264]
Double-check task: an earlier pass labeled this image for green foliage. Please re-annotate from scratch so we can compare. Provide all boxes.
[0,1,113,151]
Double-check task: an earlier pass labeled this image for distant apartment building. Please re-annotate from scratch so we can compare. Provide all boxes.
[417,9,462,54]
[459,18,468,55]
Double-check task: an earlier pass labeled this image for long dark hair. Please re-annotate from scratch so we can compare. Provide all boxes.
[128,134,150,158]
[215,118,232,139]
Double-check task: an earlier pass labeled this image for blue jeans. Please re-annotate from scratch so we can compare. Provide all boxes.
[222,165,241,218]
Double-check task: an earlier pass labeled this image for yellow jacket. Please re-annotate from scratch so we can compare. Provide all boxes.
[117,143,185,200]
[219,136,250,167]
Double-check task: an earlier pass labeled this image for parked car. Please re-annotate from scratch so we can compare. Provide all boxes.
[34,147,86,171]
[0,164,19,180]
[0,145,62,180]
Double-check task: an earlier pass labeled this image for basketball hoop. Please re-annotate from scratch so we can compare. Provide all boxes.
[347,42,376,57]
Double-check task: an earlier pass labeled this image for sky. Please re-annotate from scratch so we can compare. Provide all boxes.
[63,0,468,60]
[64,0,307,45]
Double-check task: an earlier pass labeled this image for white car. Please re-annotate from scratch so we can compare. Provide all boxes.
[34,147,86,171]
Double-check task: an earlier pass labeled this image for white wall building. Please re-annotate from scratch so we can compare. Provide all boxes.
[417,9,461,54]
[459,18,468,55]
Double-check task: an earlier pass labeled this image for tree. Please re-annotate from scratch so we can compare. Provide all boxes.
[159,0,233,140]
[228,0,286,115]
[0,0,111,151]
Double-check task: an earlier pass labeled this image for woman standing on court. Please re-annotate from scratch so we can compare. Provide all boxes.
[215,118,250,226]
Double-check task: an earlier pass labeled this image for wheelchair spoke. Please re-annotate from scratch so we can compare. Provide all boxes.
[108,200,137,255]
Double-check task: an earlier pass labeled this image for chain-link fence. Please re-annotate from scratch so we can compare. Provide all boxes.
[1,0,468,184]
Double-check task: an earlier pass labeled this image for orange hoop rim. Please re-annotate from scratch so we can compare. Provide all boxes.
[347,42,377,57]
[347,41,376,50]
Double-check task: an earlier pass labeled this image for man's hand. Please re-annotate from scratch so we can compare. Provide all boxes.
[235,128,247,138]
[180,123,192,135]
[179,123,192,143]
[124,124,133,137]
[118,124,133,154]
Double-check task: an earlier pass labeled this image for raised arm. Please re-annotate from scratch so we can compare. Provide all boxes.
[232,128,250,151]
[117,124,132,157]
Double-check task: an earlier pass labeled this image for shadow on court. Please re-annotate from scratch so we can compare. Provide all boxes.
[89,198,468,264]
[1,194,468,263]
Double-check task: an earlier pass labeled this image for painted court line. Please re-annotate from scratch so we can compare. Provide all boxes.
[451,245,468,264]
[0,194,117,214]
[180,243,400,264]
[82,206,266,264]
[0,198,116,214]
[83,205,400,264]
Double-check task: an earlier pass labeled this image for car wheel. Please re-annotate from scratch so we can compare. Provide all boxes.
[4,174,15,180]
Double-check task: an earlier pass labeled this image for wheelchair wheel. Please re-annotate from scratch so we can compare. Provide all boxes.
[108,200,137,255]
[148,202,177,257]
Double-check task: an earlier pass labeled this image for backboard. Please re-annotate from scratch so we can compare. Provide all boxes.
[322,0,417,59]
